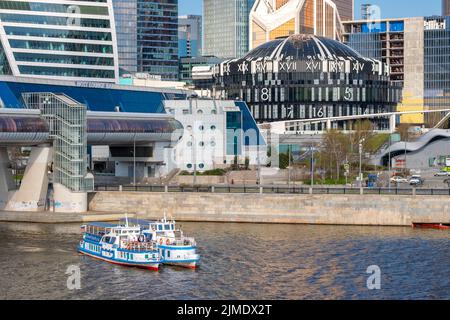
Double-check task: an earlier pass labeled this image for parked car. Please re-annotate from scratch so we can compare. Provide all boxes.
[434,171,450,177]
[409,175,424,186]
[390,176,408,183]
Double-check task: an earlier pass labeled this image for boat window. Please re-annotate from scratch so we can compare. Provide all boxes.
[171,224,174,230]
[164,224,170,230]
[158,225,163,231]
[168,251,171,258]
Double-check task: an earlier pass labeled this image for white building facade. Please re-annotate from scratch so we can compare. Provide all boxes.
[164,99,267,172]
[0,0,119,82]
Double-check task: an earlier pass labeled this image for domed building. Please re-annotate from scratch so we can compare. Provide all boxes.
[210,34,402,131]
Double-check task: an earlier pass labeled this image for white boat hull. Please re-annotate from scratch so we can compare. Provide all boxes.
[164,260,198,269]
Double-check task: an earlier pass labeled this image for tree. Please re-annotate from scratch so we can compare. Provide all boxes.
[396,124,411,141]
[320,130,349,180]
[348,120,375,163]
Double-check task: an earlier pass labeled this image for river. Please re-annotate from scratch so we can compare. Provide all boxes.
[0,222,449,300]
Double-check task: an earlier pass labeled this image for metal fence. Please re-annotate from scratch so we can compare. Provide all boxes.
[94,185,450,196]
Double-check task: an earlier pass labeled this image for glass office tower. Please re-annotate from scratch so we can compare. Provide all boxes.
[0,0,119,82]
[113,0,138,73]
[424,16,450,126]
[113,0,179,80]
[178,15,202,58]
[203,0,255,59]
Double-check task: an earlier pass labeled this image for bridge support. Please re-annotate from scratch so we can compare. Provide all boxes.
[389,114,397,133]
[53,183,87,213]
[0,147,15,210]
[6,146,52,212]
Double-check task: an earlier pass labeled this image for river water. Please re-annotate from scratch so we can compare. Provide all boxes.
[0,222,449,300]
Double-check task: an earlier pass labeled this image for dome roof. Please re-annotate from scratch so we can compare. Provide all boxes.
[245,34,364,61]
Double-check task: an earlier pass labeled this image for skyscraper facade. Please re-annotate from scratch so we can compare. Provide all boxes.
[113,0,179,80]
[113,0,138,73]
[0,0,119,82]
[178,15,202,58]
[424,16,450,126]
[444,0,450,16]
[203,0,255,59]
[249,0,353,50]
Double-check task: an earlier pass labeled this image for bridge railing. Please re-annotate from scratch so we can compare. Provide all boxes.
[93,185,450,196]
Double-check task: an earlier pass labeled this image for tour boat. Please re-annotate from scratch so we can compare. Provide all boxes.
[78,220,161,271]
[412,223,450,230]
[122,215,200,269]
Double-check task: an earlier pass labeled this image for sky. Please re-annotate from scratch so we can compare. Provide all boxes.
[179,0,442,19]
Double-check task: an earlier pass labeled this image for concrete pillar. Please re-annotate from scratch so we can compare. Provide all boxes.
[165,185,168,193]
[389,114,397,133]
[0,147,15,210]
[6,146,52,212]
[259,186,263,194]
[212,186,215,193]
[326,119,332,131]
[53,183,87,213]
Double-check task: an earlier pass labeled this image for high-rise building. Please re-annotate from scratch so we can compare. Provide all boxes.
[343,16,450,127]
[249,0,353,50]
[113,0,179,80]
[113,0,138,73]
[203,0,255,59]
[444,0,450,16]
[178,15,202,58]
[0,0,119,82]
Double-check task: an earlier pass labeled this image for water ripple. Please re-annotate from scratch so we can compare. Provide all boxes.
[0,222,449,299]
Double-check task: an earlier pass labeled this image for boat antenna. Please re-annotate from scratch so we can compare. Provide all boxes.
[125,213,129,227]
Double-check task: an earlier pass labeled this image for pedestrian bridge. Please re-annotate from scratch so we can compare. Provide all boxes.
[0,108,183,146]
[0,92,183,214]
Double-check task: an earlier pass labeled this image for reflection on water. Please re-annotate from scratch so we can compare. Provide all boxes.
[0,222,449,300]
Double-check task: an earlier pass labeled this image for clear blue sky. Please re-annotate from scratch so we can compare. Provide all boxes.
[179,0,442,19]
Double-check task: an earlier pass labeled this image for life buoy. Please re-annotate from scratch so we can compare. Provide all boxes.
[138,235,145,243]
[159,238,163,245]
[166,239,170,245]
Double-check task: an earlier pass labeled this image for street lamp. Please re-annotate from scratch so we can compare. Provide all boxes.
[388,134,392,189]
[311,146,314,187]
[359,138,365,188]
[288,144,291,187]
[131,134,136,186]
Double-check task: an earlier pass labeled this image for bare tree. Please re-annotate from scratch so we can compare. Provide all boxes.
[321,130,349,180]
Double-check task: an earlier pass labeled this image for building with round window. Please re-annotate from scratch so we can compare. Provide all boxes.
[210,34,402,131]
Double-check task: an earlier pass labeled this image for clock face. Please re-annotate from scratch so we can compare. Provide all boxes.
[344,88,354,101]
[261,88,270,102]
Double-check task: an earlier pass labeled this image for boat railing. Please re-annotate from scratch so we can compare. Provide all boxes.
[121,241,156,252]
